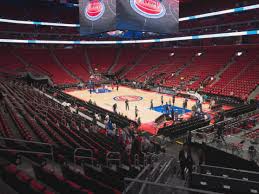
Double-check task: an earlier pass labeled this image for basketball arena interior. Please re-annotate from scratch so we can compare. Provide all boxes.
[0,0,259,193]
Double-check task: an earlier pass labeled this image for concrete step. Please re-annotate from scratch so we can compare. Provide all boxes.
[50,49,81,83]
[120,50,150,78]
[85,48,94,74]
[108,48,122,74]
[1,108,23,139]
[248,85,259,100]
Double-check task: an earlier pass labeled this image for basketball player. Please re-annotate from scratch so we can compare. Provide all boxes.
[150,99,154,110]
[113,103,117,113]
[135,106,139,119]
[171,108,175,121]
[116,84,119,91]
[125,99,129,110]
[111,83,114,90]
[172,95,175,106]
[183,98,188,111]
[165,102,169,115]
[161,95,164,105]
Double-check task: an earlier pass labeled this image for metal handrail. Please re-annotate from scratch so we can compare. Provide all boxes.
[0,137,54,160]
[134,154,139,166]
[143,152,158,167]
[124,164,152,193]
[150,153,159,163]
[73,148,94,167]
[106,151,121,166]
[192,112,259,144]
[124,178,223,194]
[192,109,259,136]
[142,152,148,167]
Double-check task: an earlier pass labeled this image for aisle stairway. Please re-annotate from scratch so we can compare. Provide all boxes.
[108,48,122,74]
[50,49,81,83]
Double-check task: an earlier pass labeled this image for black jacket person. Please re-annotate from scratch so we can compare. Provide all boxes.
[179,143,193,179]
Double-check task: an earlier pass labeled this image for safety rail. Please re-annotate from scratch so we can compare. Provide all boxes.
[106,151,121,166]
[143,153,148,167]
[0,137,54,160]
[192,109,259,144]
[124,164,153,194]
[191,110,259,164]
[140,152,159,167]
[134,154,139,166]
[73,148,94,167]
[124,178,223,194]
[154,158,177,184]
[150,153,159,163]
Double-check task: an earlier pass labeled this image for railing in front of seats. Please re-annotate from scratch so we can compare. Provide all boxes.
[0,137,54,160]
[106,151,121,166]
[73,148,94,167]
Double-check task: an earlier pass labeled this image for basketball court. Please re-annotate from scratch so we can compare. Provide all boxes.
[64,86,213,134]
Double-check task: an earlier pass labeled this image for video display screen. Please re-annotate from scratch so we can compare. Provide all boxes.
[79,0,179,35]
[117,0,179,34]
[79,0,116,35]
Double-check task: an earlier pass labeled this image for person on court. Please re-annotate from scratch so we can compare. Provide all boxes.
[116,84,119,91]
[150,99,154,110]
[125,99,129,110]
[161,95,164,105]
[172,95,176,106]
[171,108,175,121]
[196,99,203,112]
[111,83,114,90]
[183,98,188,112]
[165,102,170,115]
[113,103,117,113]
[135,106,139,119]
[179,143,193,180]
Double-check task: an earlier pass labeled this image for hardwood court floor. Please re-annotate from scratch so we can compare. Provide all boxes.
[65,86,210,123]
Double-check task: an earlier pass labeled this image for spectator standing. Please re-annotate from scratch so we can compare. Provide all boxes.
[179,143,193,180]
[165,102,169,115]
[125,99,129,110]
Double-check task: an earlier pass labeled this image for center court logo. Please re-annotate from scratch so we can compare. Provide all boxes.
[113,95,143,102]
[130,0,166,19]
[85,0,105,21]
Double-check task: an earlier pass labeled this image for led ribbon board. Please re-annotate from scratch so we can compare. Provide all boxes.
[0,30,258,44]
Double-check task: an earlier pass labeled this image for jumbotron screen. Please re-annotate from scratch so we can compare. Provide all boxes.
[117,0,179,34]
[79,0,116,35]
[79,0,179,35]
